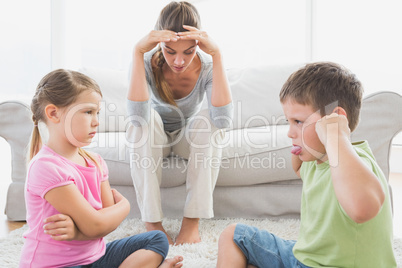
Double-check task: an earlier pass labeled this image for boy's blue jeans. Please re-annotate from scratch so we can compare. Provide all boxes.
[234,224,310,268]
[68,230,169,268]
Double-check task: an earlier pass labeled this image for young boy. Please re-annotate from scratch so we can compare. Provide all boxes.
[216,62,397,268]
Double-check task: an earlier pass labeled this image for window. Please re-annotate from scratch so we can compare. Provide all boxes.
[196,0,307,68]
[1,0,401,98]
[314,0,402,96]
[58,0,306,70]
[0,0,51,103]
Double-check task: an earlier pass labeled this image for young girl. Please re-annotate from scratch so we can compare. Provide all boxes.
[127,1,233,245]
[20,69,183,268]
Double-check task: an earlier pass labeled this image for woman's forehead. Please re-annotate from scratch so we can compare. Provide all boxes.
[161,40,197,51]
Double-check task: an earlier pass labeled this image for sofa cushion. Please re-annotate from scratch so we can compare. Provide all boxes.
[210,64,302,129]
[86,123,297,188]
[222,125,291,158]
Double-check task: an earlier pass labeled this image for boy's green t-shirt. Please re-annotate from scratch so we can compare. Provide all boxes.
[293,141,396,268]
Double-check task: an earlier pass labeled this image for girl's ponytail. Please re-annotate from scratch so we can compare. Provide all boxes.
[78,148,103,175]
[29,116,42,160]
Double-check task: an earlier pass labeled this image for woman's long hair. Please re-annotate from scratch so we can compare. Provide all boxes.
[153,1,201,106]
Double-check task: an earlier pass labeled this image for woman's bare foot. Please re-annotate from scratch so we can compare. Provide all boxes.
[175,217,201,245]
[159,256,183,268]
[146,222,174,245]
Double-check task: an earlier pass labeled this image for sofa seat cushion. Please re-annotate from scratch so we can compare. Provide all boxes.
[87,124,297,188]
[222,125,291,158]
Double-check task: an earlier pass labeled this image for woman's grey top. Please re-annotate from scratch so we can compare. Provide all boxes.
[127,46,233,132]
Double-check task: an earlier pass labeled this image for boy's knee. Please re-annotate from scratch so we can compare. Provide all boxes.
[219,223,237,244]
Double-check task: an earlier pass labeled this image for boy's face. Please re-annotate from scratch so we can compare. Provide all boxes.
[281,99,327,163]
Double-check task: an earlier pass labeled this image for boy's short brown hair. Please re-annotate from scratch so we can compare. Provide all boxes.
[279,62,363,132]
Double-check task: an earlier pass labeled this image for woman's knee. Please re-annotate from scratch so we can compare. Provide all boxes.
[193,109,232,129]
[186,109,225,144]
[189,109,215,130]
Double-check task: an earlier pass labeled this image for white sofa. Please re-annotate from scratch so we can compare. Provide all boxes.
[2,65,402,221]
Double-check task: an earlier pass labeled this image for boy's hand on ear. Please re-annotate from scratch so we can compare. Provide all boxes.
[315,113,350,147]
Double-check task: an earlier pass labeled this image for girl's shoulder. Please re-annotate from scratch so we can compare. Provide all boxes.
[85,150,106,166]
[29,146,69,170]
[83,150,109,180]
[27,148,77,195]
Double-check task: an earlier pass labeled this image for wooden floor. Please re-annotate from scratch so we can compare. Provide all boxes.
[0,217,25,237]
[1,173,402,239]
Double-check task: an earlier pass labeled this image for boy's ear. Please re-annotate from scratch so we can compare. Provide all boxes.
[332,106,347,117]
[44,104,62,123]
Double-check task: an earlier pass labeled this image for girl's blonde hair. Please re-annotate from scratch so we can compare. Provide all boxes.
[153,1,201,106]
[29,69,103,170]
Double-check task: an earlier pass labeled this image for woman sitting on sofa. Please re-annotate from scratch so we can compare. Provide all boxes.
[127,1,233,245]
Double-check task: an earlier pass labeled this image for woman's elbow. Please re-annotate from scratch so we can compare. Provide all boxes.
[212,114,233,129]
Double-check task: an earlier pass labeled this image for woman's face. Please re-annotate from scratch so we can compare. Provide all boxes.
[161,39,198,73]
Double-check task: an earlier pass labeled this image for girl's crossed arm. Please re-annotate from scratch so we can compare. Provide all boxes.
[44,180,130,239]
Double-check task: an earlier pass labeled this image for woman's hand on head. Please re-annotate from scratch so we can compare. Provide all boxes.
[135,30,179,54]
[177,25,220,57]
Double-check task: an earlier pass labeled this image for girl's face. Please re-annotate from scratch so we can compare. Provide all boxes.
[62,90,102,148]
[161,39,198,73]
[281,99,327,163]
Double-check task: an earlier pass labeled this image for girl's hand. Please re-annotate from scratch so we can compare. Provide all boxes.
[43,214,79,241]
[111,188,127,204]
[315,113,350,147]
[177,25,220,57]
[135,30,179,54]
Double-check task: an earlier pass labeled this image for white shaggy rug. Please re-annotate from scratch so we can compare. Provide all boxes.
[1,218,401,267]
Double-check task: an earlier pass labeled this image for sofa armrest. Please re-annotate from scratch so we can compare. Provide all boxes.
[351,91,402,180]
[0,101,32,220]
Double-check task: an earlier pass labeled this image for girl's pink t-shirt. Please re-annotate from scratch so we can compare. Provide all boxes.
[20,145,109,268]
